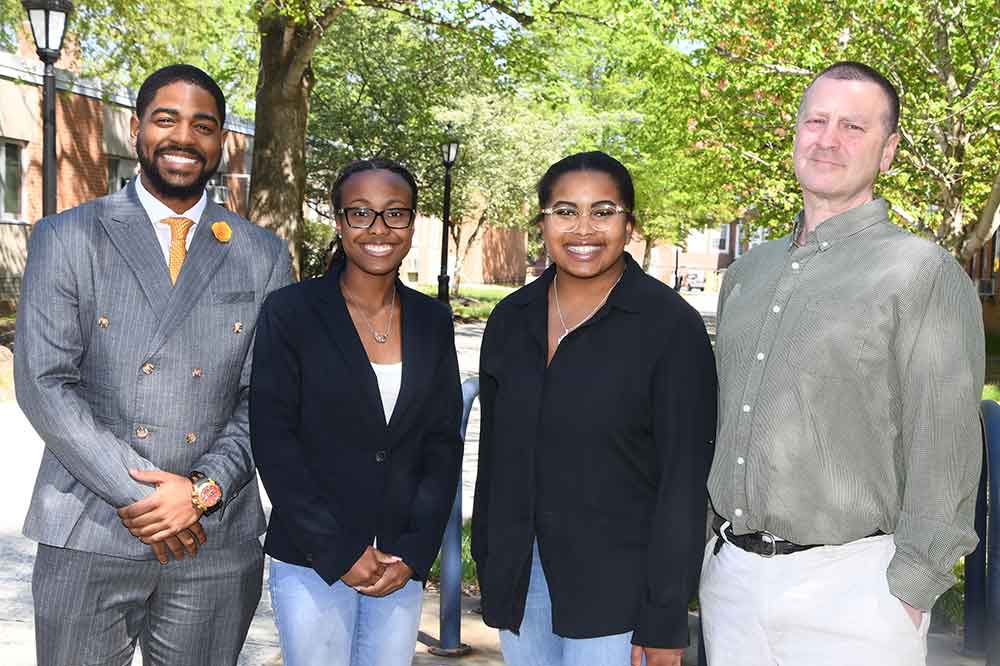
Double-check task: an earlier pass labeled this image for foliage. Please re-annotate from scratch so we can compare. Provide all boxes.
[982,384,1000,403]
[301,219,335,280]
[931,558,965,630]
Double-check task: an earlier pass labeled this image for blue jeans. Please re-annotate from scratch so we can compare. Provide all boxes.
[269,557,423,666]
[499,543,642,666]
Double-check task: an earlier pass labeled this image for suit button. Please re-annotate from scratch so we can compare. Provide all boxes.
[135,425,150,439]
[305,553,314,563]
[191,367,204,378]
[375,450,387,463]
[141,362,155,375]
[185,432,198,445]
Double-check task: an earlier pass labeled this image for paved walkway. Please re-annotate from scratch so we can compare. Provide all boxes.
[0,308,988,664]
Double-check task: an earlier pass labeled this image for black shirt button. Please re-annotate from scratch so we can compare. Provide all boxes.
[375,450,387,463]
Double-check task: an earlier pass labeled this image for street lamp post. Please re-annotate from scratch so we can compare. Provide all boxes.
[437,135,460,305]
[21,0,72,217]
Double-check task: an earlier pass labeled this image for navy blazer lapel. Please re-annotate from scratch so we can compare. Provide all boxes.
[99,182,172,316]
[146,201,232,356]
[386,284,428,433]
[313,268,386,432]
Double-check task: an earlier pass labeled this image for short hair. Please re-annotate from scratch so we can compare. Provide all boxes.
[535,151,636,224]
[802,61,900,134]
[135,64,226,126]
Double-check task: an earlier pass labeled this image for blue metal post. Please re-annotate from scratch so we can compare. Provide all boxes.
[428,377,480,657]
[983,400,1000,664]
[964,419,988,656]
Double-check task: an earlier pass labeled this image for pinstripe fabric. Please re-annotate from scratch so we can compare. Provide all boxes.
[16,177,290,663]
[162,216,194,284]
[708,198,984,610]
[33,540,263,666]
[15,179,292,559]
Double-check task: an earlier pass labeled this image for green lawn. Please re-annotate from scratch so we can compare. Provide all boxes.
[415,284,517,322]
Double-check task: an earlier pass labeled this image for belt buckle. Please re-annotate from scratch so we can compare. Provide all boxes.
[759,531,778,558]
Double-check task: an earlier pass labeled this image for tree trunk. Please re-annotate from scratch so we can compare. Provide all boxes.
[450,209,490,295]
[641,236,654,272]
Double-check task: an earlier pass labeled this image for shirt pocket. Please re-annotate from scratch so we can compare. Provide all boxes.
[796,299,869,378]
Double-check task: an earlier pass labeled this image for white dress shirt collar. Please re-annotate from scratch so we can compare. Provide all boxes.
[134,174,208,227]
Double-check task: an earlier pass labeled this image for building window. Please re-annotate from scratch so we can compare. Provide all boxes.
[0,141,22,220]
[712,224,729,253]
[108,157,138,194]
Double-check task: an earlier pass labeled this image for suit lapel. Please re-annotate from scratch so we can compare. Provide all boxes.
[146,202,232,356]
[313,268,386,433]
[387,284,428,434]
[99,182,172,317]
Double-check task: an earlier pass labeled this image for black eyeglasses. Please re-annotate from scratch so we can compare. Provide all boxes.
[336,207,416,229]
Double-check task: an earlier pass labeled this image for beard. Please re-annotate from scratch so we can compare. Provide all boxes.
[136,133,220,201]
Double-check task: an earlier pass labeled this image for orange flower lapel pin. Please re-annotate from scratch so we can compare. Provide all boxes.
[212,221,232,243]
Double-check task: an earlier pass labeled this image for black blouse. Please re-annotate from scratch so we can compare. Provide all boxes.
[472,254,717,649]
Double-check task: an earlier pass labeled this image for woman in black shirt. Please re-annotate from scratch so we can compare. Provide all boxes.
[472,151,716,666]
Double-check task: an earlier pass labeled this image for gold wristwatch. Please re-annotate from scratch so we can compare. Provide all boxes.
[190,472,223,514]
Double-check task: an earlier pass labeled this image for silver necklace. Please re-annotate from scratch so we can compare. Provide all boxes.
[553,269,624,346]
[344,284,396,344]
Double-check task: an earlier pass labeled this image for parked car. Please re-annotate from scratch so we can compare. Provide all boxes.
[685,270,706,291]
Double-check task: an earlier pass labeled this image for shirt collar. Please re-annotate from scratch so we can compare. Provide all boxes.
[790,197,889,250]
[508,252,642,314]
[134,174,207,226]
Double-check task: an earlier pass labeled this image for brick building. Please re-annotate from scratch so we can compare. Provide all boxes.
[0,49,255,310]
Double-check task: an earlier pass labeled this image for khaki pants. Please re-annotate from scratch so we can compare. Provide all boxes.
[699,534,930,666]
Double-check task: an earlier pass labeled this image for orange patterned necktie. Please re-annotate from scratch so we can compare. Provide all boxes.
[161,216,195,284]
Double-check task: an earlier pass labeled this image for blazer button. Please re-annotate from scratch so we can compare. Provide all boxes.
[305,553,314,563]
[185,432,198,445]
[191,367,204,378]
[141,362,155,375]
[375,450,387,463]
[135,425,150,439]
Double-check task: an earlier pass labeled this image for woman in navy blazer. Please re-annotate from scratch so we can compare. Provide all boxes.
[250,159,463,666]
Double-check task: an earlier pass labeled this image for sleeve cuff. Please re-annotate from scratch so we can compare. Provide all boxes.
[312,539,369,587]
[886,548,956,611]
[631,600,691,649]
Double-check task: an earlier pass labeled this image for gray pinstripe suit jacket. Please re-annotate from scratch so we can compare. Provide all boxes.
[15,180,292,560]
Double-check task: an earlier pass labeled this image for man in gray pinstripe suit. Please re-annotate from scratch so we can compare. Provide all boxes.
[14,64,292,665]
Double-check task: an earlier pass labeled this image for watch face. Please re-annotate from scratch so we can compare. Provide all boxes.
[198,482,222,507]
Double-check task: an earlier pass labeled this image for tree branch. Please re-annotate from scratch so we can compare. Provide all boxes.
[959,167,1000,261]
[284,2,349,94]
[712,47,812,76]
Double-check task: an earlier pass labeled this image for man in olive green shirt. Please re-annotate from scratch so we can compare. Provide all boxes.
[700,61,984,665]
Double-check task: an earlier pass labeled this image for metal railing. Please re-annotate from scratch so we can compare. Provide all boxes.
[965,400,1000,662]
[429,376,480,657]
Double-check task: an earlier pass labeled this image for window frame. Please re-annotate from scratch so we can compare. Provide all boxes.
[0,140,25,222]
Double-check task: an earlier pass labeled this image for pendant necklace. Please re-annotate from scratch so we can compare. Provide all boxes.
[344,283,396,344]
[553,269,624,346]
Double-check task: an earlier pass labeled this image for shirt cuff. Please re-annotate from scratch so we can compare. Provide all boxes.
[886,548,956,611]
[631,599,690,649]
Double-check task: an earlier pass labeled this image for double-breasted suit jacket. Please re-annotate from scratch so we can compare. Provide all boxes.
[250,265,463,585]
[15,180,292,559]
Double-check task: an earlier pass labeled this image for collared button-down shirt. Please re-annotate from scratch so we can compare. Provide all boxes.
[709,198,984,610]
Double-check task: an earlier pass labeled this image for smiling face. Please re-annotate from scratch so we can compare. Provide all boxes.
[541,170,633,280]
[131,80,224,209]
[793,75,899,210]
[335,169,415,277]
